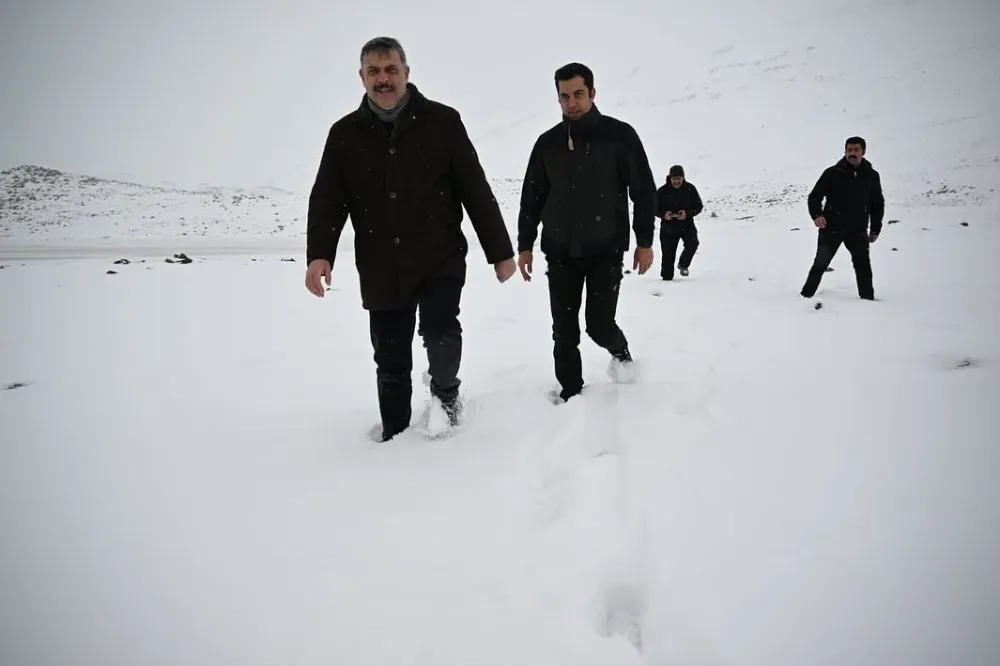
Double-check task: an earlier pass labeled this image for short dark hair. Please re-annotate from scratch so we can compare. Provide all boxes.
[360,36,407,66]
[845,135,866,152]
[554,62,594,90]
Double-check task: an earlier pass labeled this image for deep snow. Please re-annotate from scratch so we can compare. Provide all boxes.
[2,0,1000,664]
[2,207,999,665]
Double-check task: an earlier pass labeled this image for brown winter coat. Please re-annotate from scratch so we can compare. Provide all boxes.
[306,83,515,311]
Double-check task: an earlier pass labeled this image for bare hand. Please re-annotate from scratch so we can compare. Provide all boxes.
[517,251,533,281]
[869,231,879,243]
[633,247,654,275]
[305,259,332,297]
[814,216,827,229]
[678,210,687,220]
[494,257,516,283]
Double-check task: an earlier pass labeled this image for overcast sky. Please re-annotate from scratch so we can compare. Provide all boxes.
[1,0,997,192]
[1,0,701,190]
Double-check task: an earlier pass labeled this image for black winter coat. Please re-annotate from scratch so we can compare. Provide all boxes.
[656,181,703,230]
[306,83,515,311]
[807,157,886,235]
[516,105,657,258]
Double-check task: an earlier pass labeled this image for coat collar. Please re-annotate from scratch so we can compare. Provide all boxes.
[354,82,428,140]
[562,104,602,136]
[835,156,873,172]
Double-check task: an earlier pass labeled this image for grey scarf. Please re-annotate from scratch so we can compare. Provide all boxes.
[367,88,410,123]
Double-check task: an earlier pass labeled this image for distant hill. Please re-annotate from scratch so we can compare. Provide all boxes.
[1,161,993,244]
[0,165,308,241]
[0,165,534,242]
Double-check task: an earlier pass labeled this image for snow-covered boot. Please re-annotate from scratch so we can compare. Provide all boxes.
[608,347,638,384]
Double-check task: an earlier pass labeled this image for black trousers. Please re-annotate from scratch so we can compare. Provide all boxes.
[545,253,629,397]
[800,228,874,299]
[368,277,463,439]
[660,221,699,279]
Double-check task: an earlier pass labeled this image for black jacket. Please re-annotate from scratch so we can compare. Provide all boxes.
[656,181,703,228]
[807,157,886,235]
[516,105,657,257]
[306,83,514,311]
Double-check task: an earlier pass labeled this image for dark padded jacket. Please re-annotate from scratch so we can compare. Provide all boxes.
[656,181,703,230]
[807,157,886,235]
[516,105,657,257]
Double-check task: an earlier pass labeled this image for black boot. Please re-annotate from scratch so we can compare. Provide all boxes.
[435,385,463,426]
[557,385,582,402]
[612,346,633,363]
[377,372,412,442]
[608,346,637,384]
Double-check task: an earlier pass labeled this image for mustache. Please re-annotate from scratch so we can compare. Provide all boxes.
[374,83,395,92]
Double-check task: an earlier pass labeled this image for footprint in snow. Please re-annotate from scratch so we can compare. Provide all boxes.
[594,582,647,654]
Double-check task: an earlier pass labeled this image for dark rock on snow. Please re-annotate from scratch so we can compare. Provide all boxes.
[165,252,193,264]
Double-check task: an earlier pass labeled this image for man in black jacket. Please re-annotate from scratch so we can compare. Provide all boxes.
[305,37,516,441]
[800,136,885,300]
[516,62,657,402]
[656,165,704,280]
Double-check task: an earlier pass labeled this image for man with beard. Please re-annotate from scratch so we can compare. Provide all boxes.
[800,136,885,300]
[656,164,704,280]
[516,62,657,403]
[305,36,517,442]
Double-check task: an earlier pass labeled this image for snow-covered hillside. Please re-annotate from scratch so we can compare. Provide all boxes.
[0,165,528,244]
[0,165,299,240]
[2,2,997,244]
[1,159,991,247]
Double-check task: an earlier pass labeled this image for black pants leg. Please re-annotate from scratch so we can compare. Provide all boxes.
[369,305,417,440]
[800,230,843,297]
[415,277,464,404]
[583,255,629,357]
[842,230,874,299]
[545,254,586,398]
[659,229,681,279]
[677,222,700,269]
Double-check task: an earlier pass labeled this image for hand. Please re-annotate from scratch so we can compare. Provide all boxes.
[305,259,332,297]
[517,251,533,281]
[869,231,879,243]
[814,216,827,229]
[633,246,654,275]
[494,257,516,283]
[678,210,687,220]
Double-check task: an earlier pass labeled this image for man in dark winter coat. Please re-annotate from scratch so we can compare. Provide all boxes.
[800,136,885,300]
[305,37,517,441]
[656,165,704,280]
[516,62,657,403]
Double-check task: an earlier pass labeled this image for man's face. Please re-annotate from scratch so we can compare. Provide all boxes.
[845,142,865,167]
[557,75,594,120]
[670,176,684,188]
[359,49,409,110]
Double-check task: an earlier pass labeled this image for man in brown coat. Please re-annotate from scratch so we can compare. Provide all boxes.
[304,36,517,442]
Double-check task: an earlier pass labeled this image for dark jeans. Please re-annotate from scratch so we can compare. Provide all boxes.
[801,228,874,299]
[660,221,699,279]
[545,253,629,398]
[368,277,463,440]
